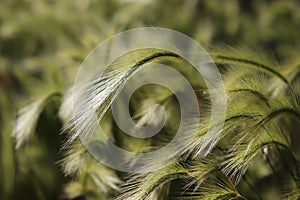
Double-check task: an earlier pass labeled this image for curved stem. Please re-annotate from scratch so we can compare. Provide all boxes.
[213,54,288,84]
[229,89,270,107]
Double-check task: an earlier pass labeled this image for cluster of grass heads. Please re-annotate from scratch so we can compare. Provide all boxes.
[1,0,300,199]
[11,46,300,200]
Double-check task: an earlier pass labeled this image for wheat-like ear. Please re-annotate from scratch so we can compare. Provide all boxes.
[64,49,184,147]
[221,133,289,185]
[184,171,245,200]
[115,163,187,200]
[13,89,62,148]
[63,48,212,160]
[211,46,288,85]
[218,73,297,185]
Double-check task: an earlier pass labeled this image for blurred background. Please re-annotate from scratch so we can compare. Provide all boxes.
[1,0,300,199]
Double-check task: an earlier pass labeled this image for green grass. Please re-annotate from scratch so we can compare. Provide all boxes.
[1,0,300,199]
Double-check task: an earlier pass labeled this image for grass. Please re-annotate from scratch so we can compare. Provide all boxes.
[1,0,300,199]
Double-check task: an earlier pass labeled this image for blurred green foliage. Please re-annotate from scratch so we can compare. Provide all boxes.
[1,0,300,200]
